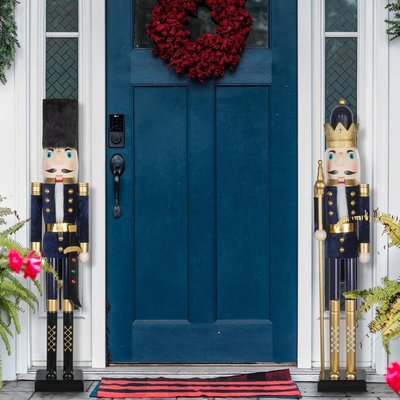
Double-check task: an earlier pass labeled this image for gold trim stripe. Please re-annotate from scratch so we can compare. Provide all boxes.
[46,223,77,233]
[44,177,77,184]
[326,179,358,187]
[79,182,89,196]
[31,242,41,253]
[80,242,89,253]
[47,300,58,312]
[360,243,370,253]
[359,183,369,197]
[63,300,74,312]
[31,182,42,196]
[328,223,355,233]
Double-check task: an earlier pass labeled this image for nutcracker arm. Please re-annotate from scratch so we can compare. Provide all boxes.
[30,182,42,253]
[358,184,370,261]
[77,183,89,258]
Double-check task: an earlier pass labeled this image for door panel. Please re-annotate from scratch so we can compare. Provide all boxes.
[107,0,297,363]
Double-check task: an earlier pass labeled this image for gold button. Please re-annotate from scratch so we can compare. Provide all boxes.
[340,237,345,243]
[68,198,74,204]
[58,246,64,253]
[58,236,64,242]
[340,247,345,253]
[44,188,50,194]
[351,200,356,206]
[68,208,74,213]
[351,191,356,197]
[45,198,50,203]
[328,200,333,206]
[68,188,74,194]
[328,191,333,197]
[45,208,51,214]
[351,210,356,216]
[328,211,334,216]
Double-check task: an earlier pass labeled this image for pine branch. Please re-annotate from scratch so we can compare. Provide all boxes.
[386,1,400,40]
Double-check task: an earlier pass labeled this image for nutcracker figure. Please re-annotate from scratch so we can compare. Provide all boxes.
[314,99,370,388]
[31,99,89,390]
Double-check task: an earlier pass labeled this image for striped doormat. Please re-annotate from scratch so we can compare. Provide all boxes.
[90,369,302,398]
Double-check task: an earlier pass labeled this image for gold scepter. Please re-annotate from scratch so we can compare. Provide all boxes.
[314,160,326,380]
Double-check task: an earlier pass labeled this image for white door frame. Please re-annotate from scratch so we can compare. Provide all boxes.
[11,0,392,376]
[297,0,390,374]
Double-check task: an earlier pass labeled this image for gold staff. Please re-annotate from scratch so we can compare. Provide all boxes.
[314,160,326,380]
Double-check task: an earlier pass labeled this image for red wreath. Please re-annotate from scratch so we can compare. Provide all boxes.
[147,0,252,82]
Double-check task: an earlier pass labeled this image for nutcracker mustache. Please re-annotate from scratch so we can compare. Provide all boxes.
[45,168,74,173]
[328,170,356,175]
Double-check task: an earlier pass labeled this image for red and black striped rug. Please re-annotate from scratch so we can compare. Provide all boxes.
[90,369,302,398]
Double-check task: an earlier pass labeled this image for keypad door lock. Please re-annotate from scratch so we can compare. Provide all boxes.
[109,114,125,148]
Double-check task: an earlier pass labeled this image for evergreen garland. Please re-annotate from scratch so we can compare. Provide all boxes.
[386,1,400,41]
[345,211,400,353]
[0,0,19,84]
[0,196,59,355]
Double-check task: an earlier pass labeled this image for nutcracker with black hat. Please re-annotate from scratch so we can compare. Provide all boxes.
[314,99,369,392]
[31,99,89,392]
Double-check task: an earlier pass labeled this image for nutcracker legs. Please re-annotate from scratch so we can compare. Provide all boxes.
[328,258,357,381]
[345,259,357,380]
[45,258,75,380]
[46,259,58,380]
[329,259,340,380]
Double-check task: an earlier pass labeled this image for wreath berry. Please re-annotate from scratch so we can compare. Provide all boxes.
[147,0,252,82]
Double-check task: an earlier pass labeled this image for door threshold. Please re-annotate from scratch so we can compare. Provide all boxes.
[20,365,384,382]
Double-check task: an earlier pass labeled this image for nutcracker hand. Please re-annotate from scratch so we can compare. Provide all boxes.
[359,252,370,264]
[314,229,327,241]
[79,252,89,263]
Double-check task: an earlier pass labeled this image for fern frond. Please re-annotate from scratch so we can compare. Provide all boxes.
[0,318,13,337]
[0,233,28,255]
[373,211,400,248]
[0,298,21,334]
[1,219,28,237]
[0,324,12,355]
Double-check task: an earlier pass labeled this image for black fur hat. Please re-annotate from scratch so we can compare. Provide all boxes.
[42,99,78,149]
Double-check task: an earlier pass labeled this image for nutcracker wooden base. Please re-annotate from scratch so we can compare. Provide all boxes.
[318,369,366,392]
[35,369,84,392]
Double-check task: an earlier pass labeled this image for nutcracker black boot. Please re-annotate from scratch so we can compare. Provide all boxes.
[46,302,58,380]
[63,300,74,380]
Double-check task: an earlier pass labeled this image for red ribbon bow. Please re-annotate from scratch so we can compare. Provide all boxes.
[387,362,400,394]
[8,249,42,280]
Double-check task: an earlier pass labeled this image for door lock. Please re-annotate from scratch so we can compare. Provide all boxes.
[110,154,125,219]
[109,114,125,148]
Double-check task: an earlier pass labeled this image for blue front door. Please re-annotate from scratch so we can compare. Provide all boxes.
[106,0,297,363]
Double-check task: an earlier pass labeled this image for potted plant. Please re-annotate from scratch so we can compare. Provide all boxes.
[0,195,58,387]
[345,211,400,395]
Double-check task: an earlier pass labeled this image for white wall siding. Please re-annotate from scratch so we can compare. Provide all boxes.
[0,0,106,380]
[388,34,400,363]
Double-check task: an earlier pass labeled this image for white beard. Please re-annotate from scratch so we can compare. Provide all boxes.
[337,183,348,219]
[55,182,64,223]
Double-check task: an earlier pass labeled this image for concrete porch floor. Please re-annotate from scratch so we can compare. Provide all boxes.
[1,366,397,400]
[0,380,398,399]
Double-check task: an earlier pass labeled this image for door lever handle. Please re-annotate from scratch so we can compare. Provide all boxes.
[110,154,125,219]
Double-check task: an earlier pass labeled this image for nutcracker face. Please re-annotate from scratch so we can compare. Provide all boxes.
[43,147,79,181]
[324,146,360,184]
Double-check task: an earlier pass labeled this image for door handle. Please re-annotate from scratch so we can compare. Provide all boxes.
[110,154,125,219]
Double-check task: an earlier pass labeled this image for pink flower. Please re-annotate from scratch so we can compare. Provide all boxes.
[387,362,400,394]
[8,248,24,273]
[23,251,42,280]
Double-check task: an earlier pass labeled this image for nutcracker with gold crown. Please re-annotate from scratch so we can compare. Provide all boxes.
[314,99,369,391]
[31,99,89,391]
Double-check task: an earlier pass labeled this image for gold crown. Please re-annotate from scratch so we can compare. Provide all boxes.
[324,122,359,148]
